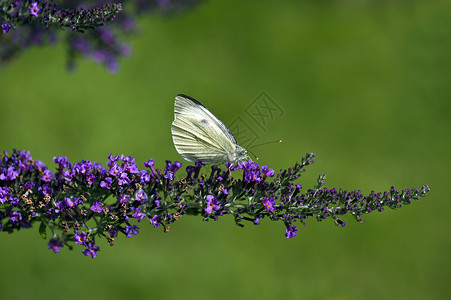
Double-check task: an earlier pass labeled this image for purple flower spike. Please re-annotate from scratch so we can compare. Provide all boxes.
[0,149,430,258]
[205,195,220,214]
[48,239,63,253]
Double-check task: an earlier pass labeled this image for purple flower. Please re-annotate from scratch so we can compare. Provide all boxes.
[119,194,130,203]
[90,202,103,213]
[144,159,155,168]
[239,160,262,183]
[48,239,63,253]
[135,189,148,202]
[35,160,47,171]
[87,174,96,185]
[30,2,42,17]
[0,187,11,204]
[24,181,35,190]
[10,211,22,223]
[285,225,298,238]
[150,215,161,228]
[262,198,275,212]
[82,241,100,258]
[164,170,174,180]
[2,23,13,34]
[53,156,71,169]
[0,166,20,180]
[132,208,146,222]
[73,160,93,176]
[38,184,52,197]
[261,165,275,177]
[124,162,139,174]
[41,169,53,182]
[205,195,220,214]
[125,225,139,237]
[118,172,131,186]
[100,177,112,189]
[63,170,73,181]
[109,162,121,177]
[139,170,151,184]
[64,197,75,208]
[74,231,87,245]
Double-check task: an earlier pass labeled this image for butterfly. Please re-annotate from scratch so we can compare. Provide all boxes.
[171,94,248,164]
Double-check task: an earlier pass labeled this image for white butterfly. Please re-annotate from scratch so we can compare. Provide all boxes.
[171,94,248,164]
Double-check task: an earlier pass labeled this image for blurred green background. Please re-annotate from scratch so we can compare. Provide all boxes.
[1,0,450,299]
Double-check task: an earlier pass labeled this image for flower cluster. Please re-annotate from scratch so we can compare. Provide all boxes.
[0,0,199,72]
[0,149,429,258]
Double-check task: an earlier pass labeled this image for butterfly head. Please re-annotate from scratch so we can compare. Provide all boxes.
[229,145,248,163]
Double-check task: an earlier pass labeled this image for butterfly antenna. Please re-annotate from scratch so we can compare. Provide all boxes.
[248,139,282,149]
[247,149,258,161]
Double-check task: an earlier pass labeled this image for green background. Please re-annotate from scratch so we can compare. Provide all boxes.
[1,0,450,299]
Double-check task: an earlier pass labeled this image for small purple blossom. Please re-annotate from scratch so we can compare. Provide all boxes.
[86,174,96,185]
[285,225,298,238]
[41,169,53,182]
[135,189,148,202]
[29,2,42,17]
[262,165,275,177]
[63,170,73,181]
[125,225,139,237]
[119,194,130,203]
[262,198,275,212]
[9,211,22,223]
[82,241,100,258]
[118,172,131,185]
[205,195,220,214]
[2,23,13,34]
[48,239,63,253]
[100,177,112,189]
[0,187,11,204]
[38,184,52,197]
[64,197,75,208]
[0,166,20,180]
[132,208,146,222]
[139,170,151,184]
[150,215,161,228]
[144,159,155,168]
[109,163,121,177]
[90,202,103,213]
[53,156,71,169]
[74,231,87,245]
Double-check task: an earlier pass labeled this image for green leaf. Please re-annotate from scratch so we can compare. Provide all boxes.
[39,222,47,239]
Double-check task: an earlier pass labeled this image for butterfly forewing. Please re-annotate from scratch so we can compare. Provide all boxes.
[172,95,238,164]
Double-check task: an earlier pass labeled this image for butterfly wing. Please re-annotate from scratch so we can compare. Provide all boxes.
[171,94,238,164]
